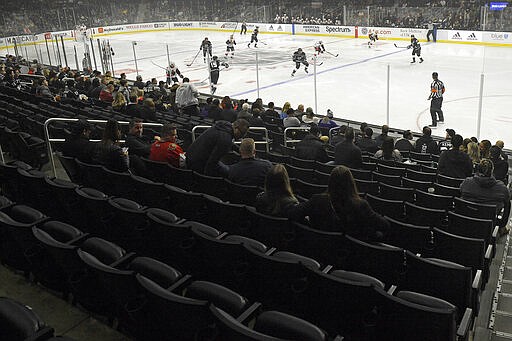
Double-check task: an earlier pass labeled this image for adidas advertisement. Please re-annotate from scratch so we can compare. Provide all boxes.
[448,30,481,42]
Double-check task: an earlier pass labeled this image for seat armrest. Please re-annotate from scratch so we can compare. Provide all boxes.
[472,270,482,290]
[217,232,228,239]
[485,245,493,260]
[265,247,277,255]
[333,336,345,341]
[236,302,262,323]
[456,308,473,340]
[322,264,333,273]
[167,274,193,292]
[492,226,499,239]
[68,233,90,246]
[387,285,397,295]
[111,252,137,268]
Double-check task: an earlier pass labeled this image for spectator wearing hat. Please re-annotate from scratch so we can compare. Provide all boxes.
[395,130,415,152]
[61,119,95,162]
[439,128,455,152]
[460,158,510,235]
[356,127,379,154]
[438,134,473,178]
[295,124,330,163]
[318,109,338,133]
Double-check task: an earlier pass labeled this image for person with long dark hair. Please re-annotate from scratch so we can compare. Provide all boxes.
[255,164,299,218]
[92,119,129,172]
[374,136,402,162]
[293,165,388,241]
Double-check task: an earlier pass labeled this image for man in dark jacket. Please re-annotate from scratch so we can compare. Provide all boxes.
[124,119,151,158]
[295,124,329,163]
[415,126,440,155]
[334,127,362,169]
[374,124,390,148]
[61,119,95,162]
[395,130,415,152]
[356,127,379,154]
[186,119,249,176]
[437,134,473,178]
[125,94,143,118]
[228,138,272,187]
[460,158,510,233]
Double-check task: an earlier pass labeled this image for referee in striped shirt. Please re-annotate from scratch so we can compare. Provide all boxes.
[428,72,445,127]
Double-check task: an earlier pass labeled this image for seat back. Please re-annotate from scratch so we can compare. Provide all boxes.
[385,217,432,255]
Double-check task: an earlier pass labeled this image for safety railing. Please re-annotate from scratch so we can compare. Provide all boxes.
[191,125,270,153]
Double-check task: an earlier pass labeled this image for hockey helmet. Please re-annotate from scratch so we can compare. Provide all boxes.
[298,48,302,52]
[230,35,233,38]
[170,61,175,67]
[319,40,323,44]
[205,37,208,40]
[256,25,259,28]
[212,56,218,60]
[411,34,415,38]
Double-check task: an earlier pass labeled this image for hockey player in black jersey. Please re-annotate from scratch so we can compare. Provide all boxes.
[248,26,259,48]
[209,56,229,94]
[368,31,378,47]
[225,35,236,58]
[200,37,212,63]
[291,48,309,77]
[408,35,424,63]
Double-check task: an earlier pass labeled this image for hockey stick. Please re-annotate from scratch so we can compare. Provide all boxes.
[186,50,201,66]
[259,40,267,45]
[326,51,339,57]
[150,60,166,70]
[394,43,409,48]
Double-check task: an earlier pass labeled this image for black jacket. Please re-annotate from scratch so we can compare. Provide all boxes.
[295,134,329,163]
[125,103,143,118]
[92,142,129,172]
[437,149,473,178]
[228,157,272,187]
[415,136,439,155]
[334,140,363,169]
[186,121,234,176]
[356,137,379,154]
[61,136,95,163]
[125,133,151,158]
[293,194,388,241]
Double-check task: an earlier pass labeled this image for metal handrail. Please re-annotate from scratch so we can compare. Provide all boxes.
[43,117,163,178]
[283,126,311,148]
[191,125,270,153]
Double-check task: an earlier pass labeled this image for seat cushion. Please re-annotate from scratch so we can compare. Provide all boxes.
[146,208,179,224]
[109,198,143,211]
[10,205,45,224]
[224,235,267,253]
[41,221,82,243]
[255,310,326,341]
[331,270,385,289]
[80,237,125,265]
[397,291,457,311]
[186,221,220,238]
[185,280,248,317]
[272,251,321,270]
[0,297,46,340]
[129,257,181,289]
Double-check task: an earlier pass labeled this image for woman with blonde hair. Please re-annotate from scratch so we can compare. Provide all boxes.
[255,164,299,217]
[280,101,292,119]
[467,142,480,173]
[111,91,127,113]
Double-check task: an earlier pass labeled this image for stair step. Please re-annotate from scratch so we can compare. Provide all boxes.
[504,267,512,281]
[497,294,512,312]
[494,313,512,334]
[492,332,512,341]
[502,281,512,294]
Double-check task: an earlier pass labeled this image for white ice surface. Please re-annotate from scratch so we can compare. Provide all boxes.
[56,30,512,145]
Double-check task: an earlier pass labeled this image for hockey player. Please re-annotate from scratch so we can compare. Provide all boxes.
[408,35,424,63]
[225,35,236,58]
[166,62,184,85]
[200,37,212,63]
[247,26,259,48]
[240,22,247,35]
[368,31,379,47]
[209,56,229,94]
[314,40,326,54]
[291,48,308,77]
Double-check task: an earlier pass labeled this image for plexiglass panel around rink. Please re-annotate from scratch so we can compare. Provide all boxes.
[15,28,512,145]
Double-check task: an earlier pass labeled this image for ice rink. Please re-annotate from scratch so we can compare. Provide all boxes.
[65,30,512,145]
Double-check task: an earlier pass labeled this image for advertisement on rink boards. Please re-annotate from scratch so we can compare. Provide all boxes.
[294,24,353,36]
[447,30,482,42]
